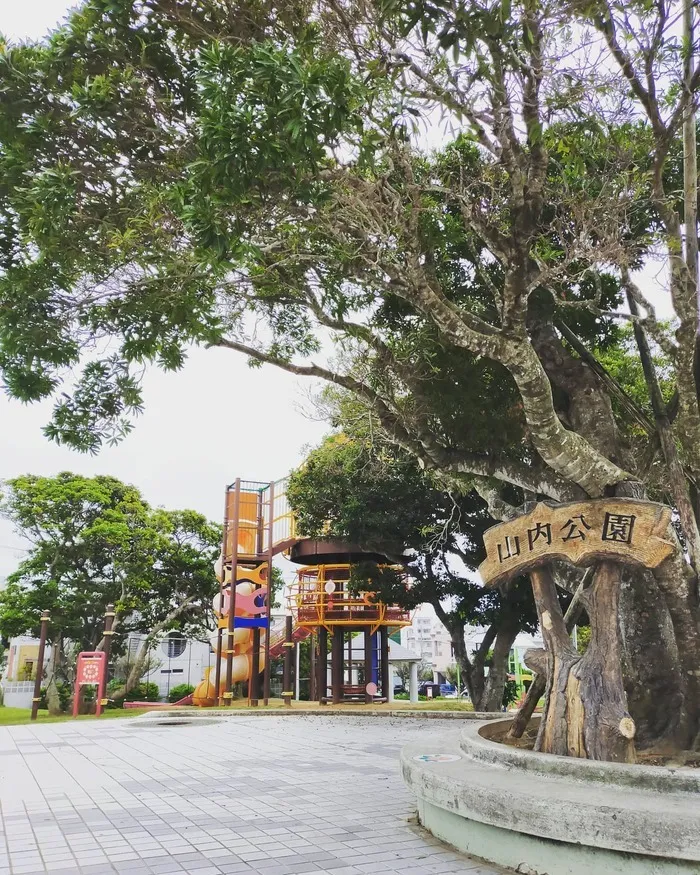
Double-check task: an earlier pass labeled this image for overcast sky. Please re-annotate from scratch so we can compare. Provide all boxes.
[0,3,332,577]
[0,3,677,581]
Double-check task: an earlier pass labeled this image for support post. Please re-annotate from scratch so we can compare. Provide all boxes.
[295,641,300,700]
[213,626,223,705]
[217,487,230,706]
[332,626,344,704]
[250,627,261,707]
[225,479,241,706]
[30,610,50,721]
[262,482,274,706]
[100,603,115,711]
[365,626,373,703]
[380,626,390,701]
[283,615,293,708]
[371,631,379,686]
[318,626,328,704]
[409,661,419,703]
[310,632,316,701]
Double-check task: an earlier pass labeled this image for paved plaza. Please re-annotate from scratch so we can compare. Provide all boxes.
[0,715,507,875]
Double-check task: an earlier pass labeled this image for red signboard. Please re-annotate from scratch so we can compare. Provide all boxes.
[73,652,107,717]
[77,658,101,685]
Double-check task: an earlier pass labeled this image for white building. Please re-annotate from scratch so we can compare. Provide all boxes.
[402,608,545,687]
[120,632,210,699]
[401,606,454,681]
[464,626,543,659]
[1,635,48,708]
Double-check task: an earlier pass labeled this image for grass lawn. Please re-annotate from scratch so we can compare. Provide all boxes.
[0,706,152,726]
[0,698,487,726]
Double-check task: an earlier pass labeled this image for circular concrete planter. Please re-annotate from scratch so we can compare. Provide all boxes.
[401,719,700,875]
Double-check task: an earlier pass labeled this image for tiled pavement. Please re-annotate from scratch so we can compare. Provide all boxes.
[0,715,509,875]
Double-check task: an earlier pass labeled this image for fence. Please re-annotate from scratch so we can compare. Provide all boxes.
[115,633,309,702]
[1,680,35,709]
[120,635,215,699]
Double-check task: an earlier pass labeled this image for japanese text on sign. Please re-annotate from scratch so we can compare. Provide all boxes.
[479,500,674,586]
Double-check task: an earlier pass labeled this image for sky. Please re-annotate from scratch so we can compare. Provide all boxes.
[0,4,330,578]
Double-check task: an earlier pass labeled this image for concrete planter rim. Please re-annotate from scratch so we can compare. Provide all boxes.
[464,717,700,794]
[401,722,700,864]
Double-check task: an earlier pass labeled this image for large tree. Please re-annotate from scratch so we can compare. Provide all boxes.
[2,0,700,752]
[287,429,537,711]
[0,473,220,706]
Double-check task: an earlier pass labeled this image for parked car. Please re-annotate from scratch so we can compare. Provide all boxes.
[417,682,441,698]
[393,684,406,695]
[439,683,456,697]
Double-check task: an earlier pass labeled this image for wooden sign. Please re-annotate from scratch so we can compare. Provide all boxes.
[73,651,108,718]
[479,499,674,586]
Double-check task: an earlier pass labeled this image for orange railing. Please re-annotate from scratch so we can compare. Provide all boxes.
[222,477,297,562]
[287,564,410,632]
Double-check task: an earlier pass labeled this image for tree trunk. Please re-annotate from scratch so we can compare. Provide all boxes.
[110,636,152,702]
[109,596,196,702]
[570,563,635,761]
[508,568,591,739]
[653,551,700,746]
[480,617,519,712]
[451,622,493,710]
[618,565,688,748]
[449,630,476,701]
[440,606,520,712]
[531,564,635,762]
[508,672,546,739]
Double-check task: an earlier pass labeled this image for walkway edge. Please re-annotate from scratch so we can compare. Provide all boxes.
[134,707,505,720]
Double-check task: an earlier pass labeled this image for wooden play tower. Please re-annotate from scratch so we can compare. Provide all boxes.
[287,548,411,704]
[215,477,410,706]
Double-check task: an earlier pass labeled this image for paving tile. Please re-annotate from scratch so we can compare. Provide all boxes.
[0,717,509,875]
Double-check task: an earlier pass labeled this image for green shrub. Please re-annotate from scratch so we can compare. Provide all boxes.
[394,692,409,700]
[119,681,158,702]
[503,679,519,709]
[128,681,160,702]
[38,681,72,712]
[106,679,161,707]
[168,683,195,703]
[106,678,125,707]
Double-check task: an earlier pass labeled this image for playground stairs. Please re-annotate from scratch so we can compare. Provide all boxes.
[268,624,312,659]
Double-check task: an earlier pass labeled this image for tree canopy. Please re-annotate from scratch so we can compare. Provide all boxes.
[287,426,537,709]
[0,473,221,702]
[3,0,700,747]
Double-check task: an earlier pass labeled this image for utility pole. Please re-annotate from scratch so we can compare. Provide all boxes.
[30,610,50,721]
[101,604,115,710]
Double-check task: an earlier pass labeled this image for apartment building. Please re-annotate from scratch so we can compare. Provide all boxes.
[401,607,454,680]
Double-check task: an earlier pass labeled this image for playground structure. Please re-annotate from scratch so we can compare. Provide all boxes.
[192,477,411,706]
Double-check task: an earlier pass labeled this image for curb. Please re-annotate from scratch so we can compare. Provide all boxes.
[402,723,700,867]
[135,708,505,721]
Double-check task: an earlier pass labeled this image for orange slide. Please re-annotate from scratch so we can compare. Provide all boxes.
[192,562,269,706]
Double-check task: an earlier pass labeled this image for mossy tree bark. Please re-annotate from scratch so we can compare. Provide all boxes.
[530,564,635,762]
